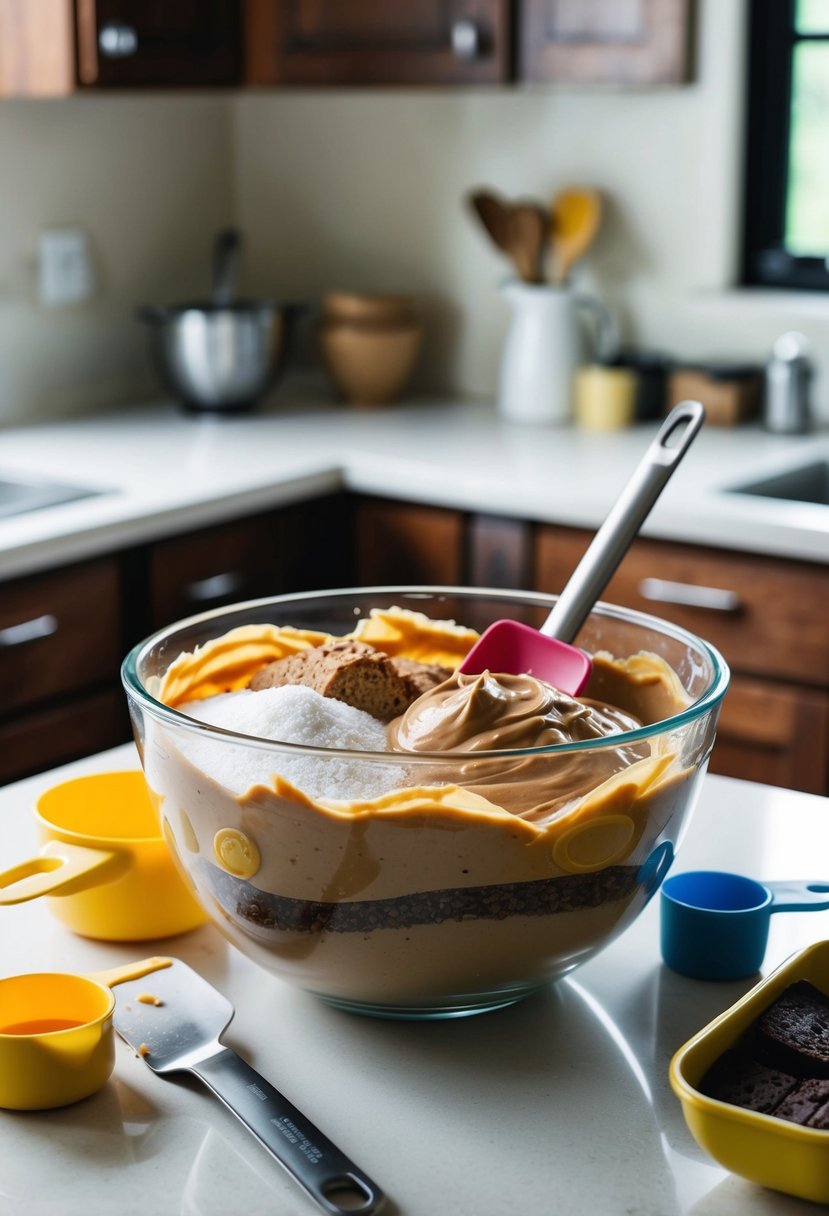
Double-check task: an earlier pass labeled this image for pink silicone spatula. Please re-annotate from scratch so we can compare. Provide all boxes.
[459,399,705,692]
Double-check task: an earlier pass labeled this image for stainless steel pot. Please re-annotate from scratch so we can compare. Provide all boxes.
[139,300,302,414]
[140,228,303,413]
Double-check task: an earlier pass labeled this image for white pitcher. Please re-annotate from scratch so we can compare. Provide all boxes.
[497,280,614,425]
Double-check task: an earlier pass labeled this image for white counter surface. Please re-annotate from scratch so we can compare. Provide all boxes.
[1,745,827,1215]
[2,398,829,580]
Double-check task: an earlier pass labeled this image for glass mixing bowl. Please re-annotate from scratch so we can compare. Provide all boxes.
[122,587,729,1019]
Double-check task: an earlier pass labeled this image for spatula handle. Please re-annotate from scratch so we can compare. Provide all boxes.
[190,1047,384,1215]
[540,400,705,643]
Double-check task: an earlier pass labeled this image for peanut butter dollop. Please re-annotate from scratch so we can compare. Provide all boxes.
[386,670,646,822]
[387,670,640,753]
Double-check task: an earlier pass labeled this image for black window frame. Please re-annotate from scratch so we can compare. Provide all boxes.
[742,0,829,292]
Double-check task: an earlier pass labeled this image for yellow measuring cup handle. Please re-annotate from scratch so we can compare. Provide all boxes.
[88,957,173,989]
[0,840,128,906]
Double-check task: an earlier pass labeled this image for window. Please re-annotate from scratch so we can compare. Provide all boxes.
[742,0,829,290]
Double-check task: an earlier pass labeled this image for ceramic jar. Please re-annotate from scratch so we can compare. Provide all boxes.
[318,292,422,407]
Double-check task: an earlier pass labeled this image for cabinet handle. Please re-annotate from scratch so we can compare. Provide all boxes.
[183,571,244,604]
[98,22,139,59]
[639,577,743,614]
[451,19,481,60]
[0,614,59,648]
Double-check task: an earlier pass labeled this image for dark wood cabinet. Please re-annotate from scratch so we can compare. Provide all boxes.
[0,493,352,785]
[0,558,128,783]
[3,490,827,797]
[147,512,285,632]
[244,0,511,86]
[0,0,694,96]
[535,523,829,794]
[467,513,533,589]
[146,494,354,631]
[355,498,465,584]
[0,0,240,96]
[76,0,241,88]
[713,676,829,797]
[346,500,829,794]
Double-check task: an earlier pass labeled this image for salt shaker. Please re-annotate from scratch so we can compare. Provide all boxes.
[763,331,812,434]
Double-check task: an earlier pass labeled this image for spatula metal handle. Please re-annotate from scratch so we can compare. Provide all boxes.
[190,1047,384,1215]
[540,399,705,644]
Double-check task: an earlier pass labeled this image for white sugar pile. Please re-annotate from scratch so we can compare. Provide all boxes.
[179,684,399,800]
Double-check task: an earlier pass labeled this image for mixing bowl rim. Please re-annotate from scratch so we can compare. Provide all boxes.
[121,584,730,761]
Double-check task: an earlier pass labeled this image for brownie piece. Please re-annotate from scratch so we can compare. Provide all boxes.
[809,1097,829,1129]
[755,980,829,1078]
[772,1078,829,1126]
[699,1049,798,1113]
[249,640,450,721]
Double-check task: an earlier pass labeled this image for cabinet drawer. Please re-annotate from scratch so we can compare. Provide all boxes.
[0,689,129,786]
[536,527,829,687]
[0,559,121,714]
[710,675,829,795]
[355,499,465,585]
[149,514,281,630]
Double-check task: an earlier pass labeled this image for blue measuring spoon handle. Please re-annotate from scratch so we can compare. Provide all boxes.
[767,880,829,913]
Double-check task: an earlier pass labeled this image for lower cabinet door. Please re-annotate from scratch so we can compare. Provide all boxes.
[356,499,465,585]
[709,675,829,795]
[0,689,130,786]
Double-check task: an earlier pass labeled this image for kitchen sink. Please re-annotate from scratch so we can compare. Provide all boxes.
[729,459,829,507]
[0,473,106,520]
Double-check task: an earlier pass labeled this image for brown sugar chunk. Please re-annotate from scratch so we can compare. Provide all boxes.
[386,655,452,697]
[772,1078,829,1126]
[699,1050,798,1113]
[755,980,829,1078]
[248,641,449,721]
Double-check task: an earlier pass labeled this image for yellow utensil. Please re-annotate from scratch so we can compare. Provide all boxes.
[550,187,602,284]
[0,956,171,1110]
[0,771,206,941]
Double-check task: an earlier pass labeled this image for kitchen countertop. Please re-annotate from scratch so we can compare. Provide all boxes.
[1,743,827,1216]
[1,397,829,581]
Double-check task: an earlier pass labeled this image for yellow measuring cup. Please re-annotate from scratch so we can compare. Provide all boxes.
[0,956,171,1110]
[0,771,206,941]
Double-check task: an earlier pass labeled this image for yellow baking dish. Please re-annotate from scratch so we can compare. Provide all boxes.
[670,940,829,1205]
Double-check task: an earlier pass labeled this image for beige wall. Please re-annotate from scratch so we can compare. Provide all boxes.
[0,96,233,424]
[1,0,828,426]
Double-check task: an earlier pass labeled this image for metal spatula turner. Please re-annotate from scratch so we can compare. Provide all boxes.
[113,959,384,1216]
[459,400,705,691]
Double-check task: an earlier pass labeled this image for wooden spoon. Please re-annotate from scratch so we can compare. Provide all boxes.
[549,188,602,284]
[467,189,513,256]
[467,190,546,283]
[506,203,547,284]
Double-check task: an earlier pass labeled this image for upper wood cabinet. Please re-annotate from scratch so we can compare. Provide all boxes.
[0,0,241,96]
[0,0,693,95]
[518,0,693,86]
[244,0,511,86]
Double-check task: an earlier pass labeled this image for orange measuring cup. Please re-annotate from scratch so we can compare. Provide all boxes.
[0,956,171,1110]
[0,771,206,941]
